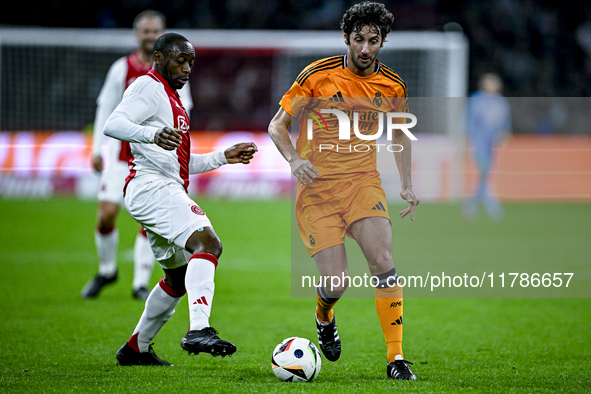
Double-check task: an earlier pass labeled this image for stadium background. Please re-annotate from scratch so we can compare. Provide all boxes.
[1,0,590,201]
[0,1,590,392]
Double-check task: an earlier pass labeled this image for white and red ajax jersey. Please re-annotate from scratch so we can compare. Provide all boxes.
[103,70,227,193]
[92,51,193,163]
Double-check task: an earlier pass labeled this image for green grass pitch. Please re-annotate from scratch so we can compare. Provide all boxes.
[0,198,589,393]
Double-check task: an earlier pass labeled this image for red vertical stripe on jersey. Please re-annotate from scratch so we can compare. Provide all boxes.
[177,133,190,192]
[119,52,152,163]
[123,163,136,196]
[147,70,191,192]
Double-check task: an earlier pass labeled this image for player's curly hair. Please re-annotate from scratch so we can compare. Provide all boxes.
[340,1,394,43]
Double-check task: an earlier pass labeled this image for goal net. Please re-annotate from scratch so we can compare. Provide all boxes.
[0,28,467,131]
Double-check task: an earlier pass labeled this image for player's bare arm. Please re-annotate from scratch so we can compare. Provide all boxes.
[268,107,319,185]
[92,155,104,172]
[224,142,258,164]
[154,127,182,150]
[393,129,419,220]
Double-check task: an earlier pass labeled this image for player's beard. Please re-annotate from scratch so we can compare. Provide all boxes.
[141,40,156,58]
[352,52,376,72]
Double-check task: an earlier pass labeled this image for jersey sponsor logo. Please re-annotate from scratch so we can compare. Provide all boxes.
[177,115,189,132]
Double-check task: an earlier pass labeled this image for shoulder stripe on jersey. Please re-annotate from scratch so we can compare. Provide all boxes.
[296,55,341,76]
[296,57,343,85]
[296,58,343,85]
[380,65,406,88]
[298,62,343,86]
[379,67,407,97]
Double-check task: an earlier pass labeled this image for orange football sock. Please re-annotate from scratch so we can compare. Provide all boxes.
[315,286,339,323]
[375,284,404,362]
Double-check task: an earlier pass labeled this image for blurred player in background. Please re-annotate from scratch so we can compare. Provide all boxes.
[268,1,419,381]
[82,10,193,300]
[104,32,257,366]
[464,73,511,220]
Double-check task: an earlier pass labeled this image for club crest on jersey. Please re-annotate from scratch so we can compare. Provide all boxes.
[189,203,205,215]
[373,92,383,108]
[177,115,189,132]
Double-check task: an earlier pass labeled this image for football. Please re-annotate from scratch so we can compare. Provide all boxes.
[271,337,322,382]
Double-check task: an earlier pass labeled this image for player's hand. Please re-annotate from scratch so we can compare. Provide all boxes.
[290,157,319,185]
[399,187,419,221]
[154,127,182,150]
[91,155,104,173]
[225,142,258,164]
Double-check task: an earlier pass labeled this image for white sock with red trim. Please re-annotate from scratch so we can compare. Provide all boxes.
[186,253,217,331]
[132,229,155,290]
[95,226,118,277]
[127,279,185,353]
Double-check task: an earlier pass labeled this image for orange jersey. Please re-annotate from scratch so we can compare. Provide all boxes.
[279,55,408,179]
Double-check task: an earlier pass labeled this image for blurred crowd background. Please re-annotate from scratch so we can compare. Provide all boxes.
[3,0,591,97]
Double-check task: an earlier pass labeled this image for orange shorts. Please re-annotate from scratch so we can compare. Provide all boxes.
[295,170,390,256]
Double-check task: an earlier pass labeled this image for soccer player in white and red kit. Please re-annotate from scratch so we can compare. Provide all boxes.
[104,32,257,366]
[82,10,193,300]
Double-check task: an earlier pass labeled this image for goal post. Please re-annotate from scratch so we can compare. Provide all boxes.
[0,27,468,129]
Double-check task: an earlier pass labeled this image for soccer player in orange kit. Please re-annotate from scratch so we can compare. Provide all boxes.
[268,1,419,380]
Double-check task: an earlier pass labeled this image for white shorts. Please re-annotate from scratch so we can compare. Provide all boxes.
[97,159,129,205]
[124,175,213,267]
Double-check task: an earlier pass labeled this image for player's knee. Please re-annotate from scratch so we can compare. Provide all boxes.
[323,274,349,296]
[185,230,223,259]
[97,204,118,227]
[198,233,222,258]
[206,237,223,259]
[328,283,348,297]
[367,249,394,275]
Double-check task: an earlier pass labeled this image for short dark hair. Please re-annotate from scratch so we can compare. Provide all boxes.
[153,32,189,54]
[133,10,166,30]
[340,1,394,42]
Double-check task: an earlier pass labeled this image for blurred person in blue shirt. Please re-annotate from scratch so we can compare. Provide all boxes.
[465,73,511,220]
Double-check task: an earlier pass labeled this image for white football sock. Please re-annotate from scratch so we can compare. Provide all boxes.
[132,231,155,290]
[128,279,184,353]
[95,227,118,277]
[185,253,217,331]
